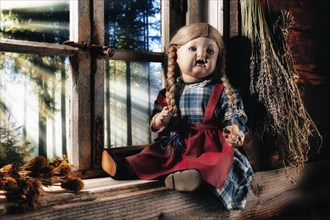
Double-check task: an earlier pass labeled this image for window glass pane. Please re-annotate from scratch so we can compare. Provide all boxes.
[104,60,162,148]
[0,0,69,44]
[104,0,161,52]
[0,52,70,166]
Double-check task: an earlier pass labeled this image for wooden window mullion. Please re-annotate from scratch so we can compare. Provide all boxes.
[91,0,105,168]
[69,0,92,170]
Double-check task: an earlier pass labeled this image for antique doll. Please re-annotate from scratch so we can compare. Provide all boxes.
[102,23,253,210]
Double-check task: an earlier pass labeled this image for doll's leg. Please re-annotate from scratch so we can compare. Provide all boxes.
[164,169,202,192]
[102,150,116,176]
[102,150,137,180]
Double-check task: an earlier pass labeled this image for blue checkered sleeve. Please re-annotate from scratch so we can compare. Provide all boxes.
[220,91,249,134]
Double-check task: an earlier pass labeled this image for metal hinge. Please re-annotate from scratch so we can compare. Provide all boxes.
[63,41,114,59]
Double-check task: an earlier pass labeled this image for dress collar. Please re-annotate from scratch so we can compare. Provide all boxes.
[177,75,214,88]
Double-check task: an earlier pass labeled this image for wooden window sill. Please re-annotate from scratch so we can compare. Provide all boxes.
[1,160,330,219]
[0,178,163,216]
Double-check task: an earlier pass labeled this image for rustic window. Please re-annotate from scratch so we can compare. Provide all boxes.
[0,0,168,174]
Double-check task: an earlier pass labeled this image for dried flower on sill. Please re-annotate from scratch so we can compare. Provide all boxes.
[22,155,47,172]
[0,155,84,213]
[60,176,85,192]
[53,161,72,177]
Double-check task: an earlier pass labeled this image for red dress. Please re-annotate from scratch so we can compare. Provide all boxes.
[126,83,234,189]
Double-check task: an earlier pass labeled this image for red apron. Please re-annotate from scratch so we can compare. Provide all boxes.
[126,83,234,189]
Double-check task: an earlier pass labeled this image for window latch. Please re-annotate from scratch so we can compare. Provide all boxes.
[63,41,114,59]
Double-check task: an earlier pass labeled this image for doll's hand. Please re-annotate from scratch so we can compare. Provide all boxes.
[151,106,173,130]
[223,124,245,146]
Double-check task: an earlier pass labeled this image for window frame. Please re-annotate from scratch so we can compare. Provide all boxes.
[0,0,188,177]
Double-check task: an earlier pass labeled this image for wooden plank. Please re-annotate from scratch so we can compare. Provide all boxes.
[0,38,165,62]
[290,30,328,76]
[161,0,186,52]
[186,0,206,24]
[69,0,92,170]
[91,0,105,169]
[209,0,224,35]
[259,0,329,78]
[169,0,186,42]
[232,160,330,219]
[109,49,165,63]
[2,160,329,219]
[0,38,78,57]
[228,0,239,38]
[161,0,170,52]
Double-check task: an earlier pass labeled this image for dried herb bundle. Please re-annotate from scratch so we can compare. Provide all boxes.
[240,0,322,171]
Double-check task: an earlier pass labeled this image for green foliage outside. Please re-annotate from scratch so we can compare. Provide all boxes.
[0,120,33,167]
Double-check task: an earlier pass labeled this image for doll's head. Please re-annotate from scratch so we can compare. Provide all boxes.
[166,23,227,114]
[169,23,225,82]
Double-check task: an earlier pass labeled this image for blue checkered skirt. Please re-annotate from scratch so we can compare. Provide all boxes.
[213,148,254,210]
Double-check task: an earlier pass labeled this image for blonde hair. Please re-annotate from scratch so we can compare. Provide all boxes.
[166,23,238,118]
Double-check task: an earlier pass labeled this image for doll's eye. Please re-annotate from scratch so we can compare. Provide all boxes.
[188,47,197,52]
[207,49,214,55]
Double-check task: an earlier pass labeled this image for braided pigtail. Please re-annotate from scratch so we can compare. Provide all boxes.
[221,75,238,110]
[221,75,246,146]
[166,45,178,118]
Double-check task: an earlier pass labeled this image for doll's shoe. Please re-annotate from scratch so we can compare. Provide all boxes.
[165,169,202,192]
[102,150,116,176]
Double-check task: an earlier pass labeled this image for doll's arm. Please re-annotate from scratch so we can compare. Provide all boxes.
[150,106,173,132]
[149,89,174,132]
[223,122,245,146]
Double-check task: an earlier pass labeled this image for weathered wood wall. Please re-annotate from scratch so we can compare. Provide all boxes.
[226,0,330,171]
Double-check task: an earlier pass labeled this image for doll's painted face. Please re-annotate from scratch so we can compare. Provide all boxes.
[176,37,219,83]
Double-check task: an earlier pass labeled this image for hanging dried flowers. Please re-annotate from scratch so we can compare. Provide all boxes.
[0,155,84,213]
[240,0,322,172]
